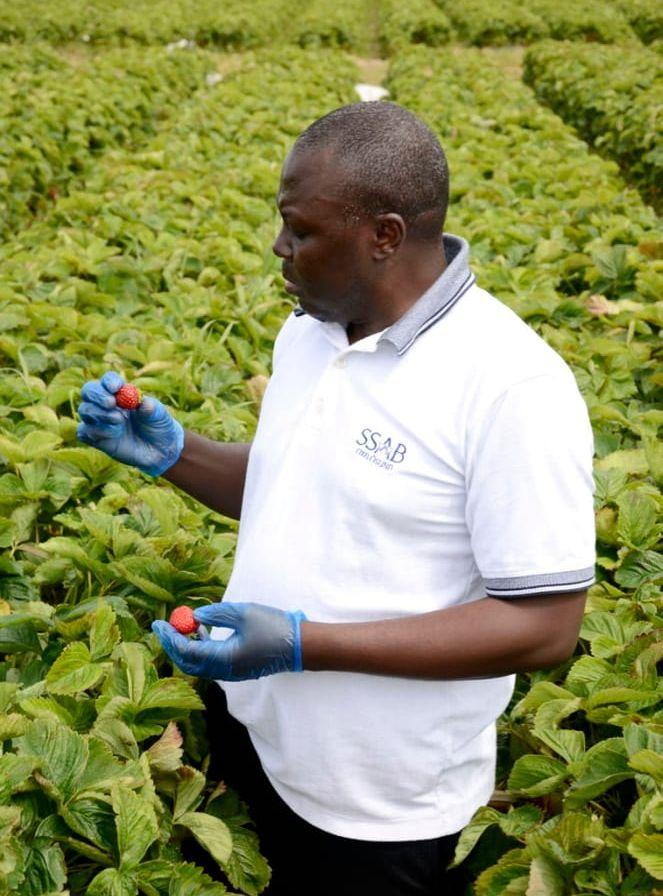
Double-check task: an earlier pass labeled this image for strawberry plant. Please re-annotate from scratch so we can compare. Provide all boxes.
[435,0,634,45]
[0,45,358,895]
[0,7,661,894]
[526,0,635,42]
[524,40,662,212]
[388,45,662,893]
[379,0,453,54]
[435,0,547,46]
[611,0,663,44]
[291,0,374,52]
[0,44,214,238]
[0,0,292,48]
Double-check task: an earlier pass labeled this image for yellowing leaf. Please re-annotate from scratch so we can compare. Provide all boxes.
[46,642,107,695]
[178,811,232,867]
[112,783,158,870]
[508,755,568,797]
[628,831,663,880]
[526,855,564,896]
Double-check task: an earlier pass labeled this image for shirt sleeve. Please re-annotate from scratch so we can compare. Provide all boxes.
[465,372,596,598]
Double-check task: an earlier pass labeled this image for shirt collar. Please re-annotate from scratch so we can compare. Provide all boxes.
[293,232,474,356]
[379,233,474,355]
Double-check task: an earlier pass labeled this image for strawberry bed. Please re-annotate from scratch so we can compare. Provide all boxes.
[0,10,661,896]
[0,46,357,896]
[524,40,663,212]
[388,45,662,894]
[0,44,214,238]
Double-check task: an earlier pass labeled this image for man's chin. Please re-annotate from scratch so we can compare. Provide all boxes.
[297,295,326,322]
[301,303,328,323]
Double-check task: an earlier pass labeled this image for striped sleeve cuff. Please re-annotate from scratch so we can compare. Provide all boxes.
[484,566,595,598]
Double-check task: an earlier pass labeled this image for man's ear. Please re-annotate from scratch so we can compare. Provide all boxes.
[373,213,406,260]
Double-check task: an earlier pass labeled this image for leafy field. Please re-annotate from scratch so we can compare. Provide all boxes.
[524,40,662,212]
[0,4,661,895]
[436,0,636,45]
[389,46,662,893]
[0,1,291,48]
[0,45,357,895]
[0,45,216,239]
[612,0,663,44]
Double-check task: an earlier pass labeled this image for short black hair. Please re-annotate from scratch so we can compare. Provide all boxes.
[293,101,449,240]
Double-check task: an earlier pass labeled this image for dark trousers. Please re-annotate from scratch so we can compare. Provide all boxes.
[203,683,467,896]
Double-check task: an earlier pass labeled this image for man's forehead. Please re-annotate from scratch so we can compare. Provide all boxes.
[278,146,345,208]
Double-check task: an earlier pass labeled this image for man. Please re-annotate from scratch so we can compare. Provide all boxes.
[77,102,595,895]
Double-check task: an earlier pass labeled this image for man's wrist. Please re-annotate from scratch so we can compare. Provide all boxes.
[299,620,343,672]
[142,419,185,477]
[161,427,191,480]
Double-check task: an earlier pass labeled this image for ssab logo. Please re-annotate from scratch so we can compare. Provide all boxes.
[355,427,407,471]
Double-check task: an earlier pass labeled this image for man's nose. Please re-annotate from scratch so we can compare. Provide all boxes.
[272,226,291,259]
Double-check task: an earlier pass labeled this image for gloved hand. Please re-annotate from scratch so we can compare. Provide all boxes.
[151,602,307,681]
[76,371,184,477]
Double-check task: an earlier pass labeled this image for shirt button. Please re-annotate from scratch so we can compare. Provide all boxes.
[334,356,347,369]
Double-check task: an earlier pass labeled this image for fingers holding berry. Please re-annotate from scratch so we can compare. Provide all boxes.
[169,605,199,635]
[115,383,142,410]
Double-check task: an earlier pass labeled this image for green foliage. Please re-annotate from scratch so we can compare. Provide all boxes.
[0,4,661,892]
[436,0,634,44]
[291,0,373,52]
[0,0,291,48]
[389,45,662,893]
[527,0,635,42]
[524,40,663,212]
[379,0,453,55]
[611,0,663,43]
[435,0,548,45]
[0,44,214,239]
[0,44,358,895]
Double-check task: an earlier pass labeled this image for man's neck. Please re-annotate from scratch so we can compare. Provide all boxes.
[346,243,447,344]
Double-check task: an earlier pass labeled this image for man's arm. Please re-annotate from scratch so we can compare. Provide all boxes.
[152,590,588,683]
[163,431,251,521]
[300,591,587,678]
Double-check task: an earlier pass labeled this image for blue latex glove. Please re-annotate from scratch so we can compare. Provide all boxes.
[151,602,307,681]
[76,371,184,477]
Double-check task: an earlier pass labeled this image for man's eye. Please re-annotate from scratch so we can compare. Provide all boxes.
[292,230,309,240]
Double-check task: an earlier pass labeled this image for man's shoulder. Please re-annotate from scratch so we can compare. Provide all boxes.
[448,283,572,382]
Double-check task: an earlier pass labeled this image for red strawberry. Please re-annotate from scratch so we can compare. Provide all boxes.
[115,383,142,409]
[169,606,198,635]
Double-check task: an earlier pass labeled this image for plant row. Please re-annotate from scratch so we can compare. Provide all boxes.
[611,0,663,44]
[388,46,662,895]
[378,0,452,55]
[0,47,358,896]
[435,0,635,45]
[0,0,289,47]
[291,0,375,52]
[0,44,214,239]
[379,0,641,49]
[1,0,658,49]
[524,40,662,213]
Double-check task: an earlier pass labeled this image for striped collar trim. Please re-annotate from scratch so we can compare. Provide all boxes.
[293,233,474,355]
[379,233,474,355]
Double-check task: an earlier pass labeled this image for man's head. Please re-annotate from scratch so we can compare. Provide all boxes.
[273,102,449,330]
[294,101,449,238]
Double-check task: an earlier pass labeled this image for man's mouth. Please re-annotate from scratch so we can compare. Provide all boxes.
[282,269,299,294]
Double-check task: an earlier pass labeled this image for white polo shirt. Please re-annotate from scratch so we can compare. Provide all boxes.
[216,234,595,841]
